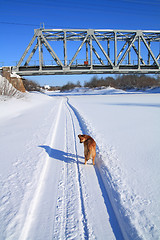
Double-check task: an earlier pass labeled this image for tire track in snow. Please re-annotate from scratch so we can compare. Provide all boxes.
[19,99,64,240]
[66,97,124,240]
[65,99,92,239]
[68,98,145,239]
[53,98,92,239]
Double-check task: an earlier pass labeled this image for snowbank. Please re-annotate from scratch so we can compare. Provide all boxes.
[0,76,23,98]
[47,86,160,96]
[46,86,126,96]
[0,91,51,121]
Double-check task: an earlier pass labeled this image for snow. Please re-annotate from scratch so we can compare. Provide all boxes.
[0,76,23,98]
[0,87,160,239]
[10,72,21,79]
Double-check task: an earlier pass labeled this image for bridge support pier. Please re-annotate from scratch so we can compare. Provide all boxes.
[2,67,25,92]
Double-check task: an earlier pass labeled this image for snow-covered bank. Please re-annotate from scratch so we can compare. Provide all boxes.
[46,86,160,96]
[0,92,50,121]
[0,76,23,98]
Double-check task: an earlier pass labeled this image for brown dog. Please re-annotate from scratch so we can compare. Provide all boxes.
[78,134,96,165]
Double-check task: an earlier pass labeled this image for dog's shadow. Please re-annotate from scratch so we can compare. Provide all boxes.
[39,145,84,164]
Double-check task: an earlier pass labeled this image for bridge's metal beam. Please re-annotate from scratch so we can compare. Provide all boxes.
[41,29,160,41]
[90,36,93,69]
[17,29,39,69]
[14,67,160,76]
[24,41,38,66]
[15,28,160,75]
[38,36,43,71]
[92,34,114,67]
[68,35,88,67]
[141,34,159,67]
[156,52,160,61]
[138,35,141,69]
[132,43,145,65]
[107,40,110,65]
[114,32,117,66]
[41,33,63,67]
[118,33,137,66]
[128,42,131,65]
[63,31,67,66]
[91,45,105,65]
[117,41,128,60]
[148,41,151,65]
[86,42,89,62]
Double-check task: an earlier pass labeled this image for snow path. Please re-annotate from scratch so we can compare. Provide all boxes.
[22,97,123,239]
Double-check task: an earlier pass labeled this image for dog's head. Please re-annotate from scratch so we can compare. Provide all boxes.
[78,134,87,143]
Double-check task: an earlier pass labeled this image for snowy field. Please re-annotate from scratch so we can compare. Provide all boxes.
[0,87,160,239]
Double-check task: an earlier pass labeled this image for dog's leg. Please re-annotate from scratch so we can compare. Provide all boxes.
[92,156,95,165]
[84,148,90,165]
[84,155,88,164]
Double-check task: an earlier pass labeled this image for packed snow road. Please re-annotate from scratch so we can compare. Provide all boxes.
[0,94,123,239]
[24,97,123,240]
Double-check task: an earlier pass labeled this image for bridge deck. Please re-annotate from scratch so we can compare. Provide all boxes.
[14,64,160,76]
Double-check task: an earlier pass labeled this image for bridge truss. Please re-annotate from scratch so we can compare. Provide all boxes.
[13,28,160,75]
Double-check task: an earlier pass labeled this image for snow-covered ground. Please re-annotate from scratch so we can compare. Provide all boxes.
[0,87,160,239]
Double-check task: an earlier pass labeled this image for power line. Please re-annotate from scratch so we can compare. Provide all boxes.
[2,0,160,6]
[0,0,160,29]
[0,21,72,29]
[122,0,160,5]
[0,21,39,27]
[1,0,160,15]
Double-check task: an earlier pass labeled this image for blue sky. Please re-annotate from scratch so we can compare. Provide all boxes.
[0,0,160,86]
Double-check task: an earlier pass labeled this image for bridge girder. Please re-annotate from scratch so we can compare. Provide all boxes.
[12,28,160,76]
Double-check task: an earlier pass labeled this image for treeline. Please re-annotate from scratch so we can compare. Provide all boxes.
[22,78,81,92]
[20,74,160,92]
[84,74,160,90]
[60,81,81,92]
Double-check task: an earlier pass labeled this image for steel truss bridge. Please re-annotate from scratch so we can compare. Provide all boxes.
[12,28,160,76]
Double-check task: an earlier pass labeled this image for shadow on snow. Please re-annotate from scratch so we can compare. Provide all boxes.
[39,145,84,164]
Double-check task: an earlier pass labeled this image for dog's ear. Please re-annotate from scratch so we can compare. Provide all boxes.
[78,134,81,138]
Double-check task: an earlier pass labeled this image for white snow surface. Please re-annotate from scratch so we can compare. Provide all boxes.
[0,87,160,240]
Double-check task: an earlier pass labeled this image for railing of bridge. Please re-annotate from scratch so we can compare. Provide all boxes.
[13,59,160,67]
